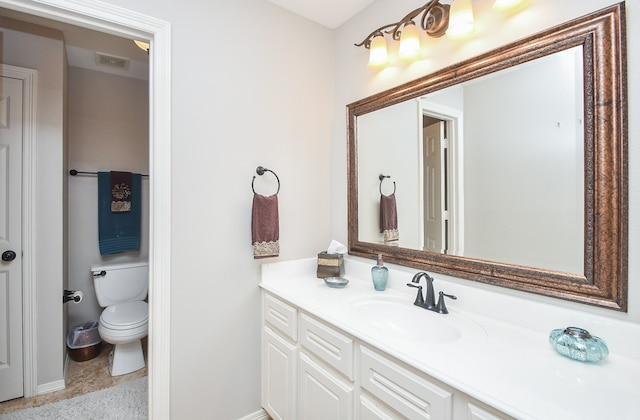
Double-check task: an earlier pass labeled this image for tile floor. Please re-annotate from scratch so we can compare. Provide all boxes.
[0,338,147,415]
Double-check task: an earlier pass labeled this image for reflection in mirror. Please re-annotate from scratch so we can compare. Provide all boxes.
[348,4,627,310]
[358,46,584,275]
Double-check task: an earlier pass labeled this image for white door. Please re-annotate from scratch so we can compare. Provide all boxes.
[423,121,447,253]
[0,74,25,402]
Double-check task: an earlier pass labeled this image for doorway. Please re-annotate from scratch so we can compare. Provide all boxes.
[0,1,171,417]
[418,99,464,257]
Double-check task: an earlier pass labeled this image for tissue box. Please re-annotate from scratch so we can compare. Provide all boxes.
[317,252,344,278]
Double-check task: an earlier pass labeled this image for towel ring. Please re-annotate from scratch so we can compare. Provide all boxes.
[379,174,396,195]
[252,166,280,195]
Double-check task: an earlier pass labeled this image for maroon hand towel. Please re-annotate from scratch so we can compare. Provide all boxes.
[380,193,399,243]
[252,193,280,259]
[110,171,133,212]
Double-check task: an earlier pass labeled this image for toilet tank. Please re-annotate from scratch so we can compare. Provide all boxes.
[92,261,148,307]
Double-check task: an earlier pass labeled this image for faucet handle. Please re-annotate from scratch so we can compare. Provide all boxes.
[435,292,457,314]
[406,283,424,306]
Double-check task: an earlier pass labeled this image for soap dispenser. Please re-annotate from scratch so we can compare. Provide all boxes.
[371,254,389,291]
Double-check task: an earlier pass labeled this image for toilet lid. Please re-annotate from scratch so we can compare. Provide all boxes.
[101,301,148,329]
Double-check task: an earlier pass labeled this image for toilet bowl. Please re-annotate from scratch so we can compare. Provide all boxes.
[92,262,148,376]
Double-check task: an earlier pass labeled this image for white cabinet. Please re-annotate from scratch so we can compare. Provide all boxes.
[455,395,512,420]
[262,294,298,420]
[261,291,511,420]
[359,346,453,420]
[263,326,297,420]
[298,351,355,420]
[299,312,354,380]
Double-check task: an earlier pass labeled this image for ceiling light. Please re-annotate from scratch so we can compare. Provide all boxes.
[355,0,450,65]
[134,40,150,54]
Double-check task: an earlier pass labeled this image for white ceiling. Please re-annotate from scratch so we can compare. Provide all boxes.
[1,0,374,79]
[265,0,376,28]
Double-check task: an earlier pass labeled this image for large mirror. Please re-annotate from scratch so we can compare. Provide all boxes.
[347,4,627,310]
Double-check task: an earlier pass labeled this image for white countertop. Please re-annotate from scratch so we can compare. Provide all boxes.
[260,257,640,420]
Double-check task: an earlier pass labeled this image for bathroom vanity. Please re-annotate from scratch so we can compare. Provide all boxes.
[260,258,640,420]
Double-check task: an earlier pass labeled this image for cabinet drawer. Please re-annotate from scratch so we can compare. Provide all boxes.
[264,293,297,342]
[359,346,453,420]
[299,313,354,380]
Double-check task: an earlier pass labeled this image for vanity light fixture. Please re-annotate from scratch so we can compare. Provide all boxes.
[355,0,450,67]
[356,0,526,67]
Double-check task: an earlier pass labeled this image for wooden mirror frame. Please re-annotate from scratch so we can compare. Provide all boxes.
[347,3,628,311]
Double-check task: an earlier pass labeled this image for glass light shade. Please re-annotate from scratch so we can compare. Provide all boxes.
[493,0,524,11]
[398,21,421,59]
[446,0,475,39]
[134,40,150,52]
[368,34,389,67]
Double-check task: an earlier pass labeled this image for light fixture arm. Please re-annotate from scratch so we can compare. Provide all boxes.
[355,0,450,49]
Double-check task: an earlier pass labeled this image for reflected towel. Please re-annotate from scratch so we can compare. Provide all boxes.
[98,171,142,255]
[252,193,279,258]
[380,193,399,243]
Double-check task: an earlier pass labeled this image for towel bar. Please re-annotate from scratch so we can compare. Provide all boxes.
[379,173,396,195]
[252,166,280,195]
[69,169,149,177]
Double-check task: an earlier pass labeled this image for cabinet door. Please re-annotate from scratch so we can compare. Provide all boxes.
[360,346,453,420]
[298,352,354,420]
[263,326,297,420]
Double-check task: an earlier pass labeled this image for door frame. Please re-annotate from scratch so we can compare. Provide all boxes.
[0,1,172,418]
[418,99,465,256]
[1,64,37,400]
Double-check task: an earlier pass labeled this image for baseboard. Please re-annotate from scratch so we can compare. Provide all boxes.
[36,379,66,395]
[238,408,270,420]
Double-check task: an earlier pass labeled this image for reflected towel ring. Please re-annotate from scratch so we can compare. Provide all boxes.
[252,166,280,195]
[379,174,396,195]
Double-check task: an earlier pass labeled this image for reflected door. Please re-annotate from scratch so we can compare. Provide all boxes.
[0,74,24,402]
[423,122,446,253]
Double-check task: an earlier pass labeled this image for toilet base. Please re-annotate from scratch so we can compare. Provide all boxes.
[108,339,145,376]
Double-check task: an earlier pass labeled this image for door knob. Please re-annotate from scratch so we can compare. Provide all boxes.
[2,250,16,261]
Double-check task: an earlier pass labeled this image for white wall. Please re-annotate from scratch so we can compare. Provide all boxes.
[463,48,584,273]
[67,67,149,327]
[333,0,640,325]
[358,100,422,248]
[71,0,335,418]
[1,20,66,388]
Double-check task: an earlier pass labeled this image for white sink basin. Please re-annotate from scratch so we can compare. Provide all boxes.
[347,294,486,344]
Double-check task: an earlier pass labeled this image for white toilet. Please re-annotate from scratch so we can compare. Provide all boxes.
[92,261,148,376]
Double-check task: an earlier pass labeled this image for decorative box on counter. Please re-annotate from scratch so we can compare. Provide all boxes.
[317,251,344,278]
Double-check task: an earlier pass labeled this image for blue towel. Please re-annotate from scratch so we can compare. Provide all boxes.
[98,172,142,255]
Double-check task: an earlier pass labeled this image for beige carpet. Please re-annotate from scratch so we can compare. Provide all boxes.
[0,377,147,419]
[0,339,147,415]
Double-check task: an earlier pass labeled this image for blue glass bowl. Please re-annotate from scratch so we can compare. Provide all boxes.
[549,327,609,363]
